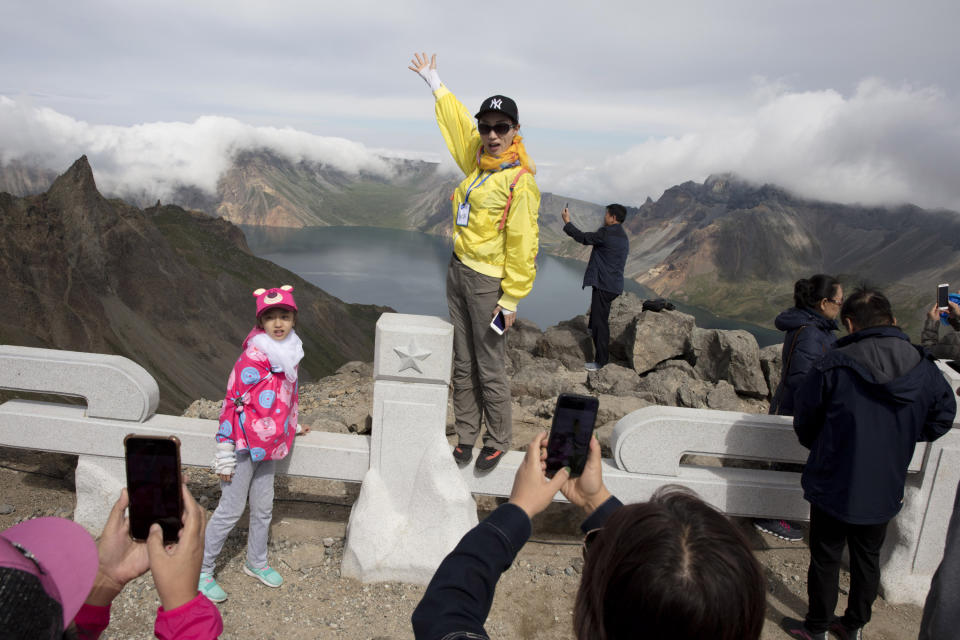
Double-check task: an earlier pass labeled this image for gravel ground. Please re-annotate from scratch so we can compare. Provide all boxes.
[0,447,924,639]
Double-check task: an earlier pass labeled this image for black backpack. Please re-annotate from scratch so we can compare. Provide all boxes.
[642,298,675,312]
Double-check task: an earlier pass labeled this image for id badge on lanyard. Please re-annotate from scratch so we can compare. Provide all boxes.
[457,171,493,227]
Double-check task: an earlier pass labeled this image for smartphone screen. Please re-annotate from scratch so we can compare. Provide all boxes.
[490,310,506,335]
[938,284,950,310]
[545,394,599,477]
[124,435,183,543]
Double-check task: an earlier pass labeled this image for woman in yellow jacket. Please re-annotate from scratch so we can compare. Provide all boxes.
[409,52,540,471]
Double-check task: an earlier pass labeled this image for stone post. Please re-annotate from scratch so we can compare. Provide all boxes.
[341,313,477,584]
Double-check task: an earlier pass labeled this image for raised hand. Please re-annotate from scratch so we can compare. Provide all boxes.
[85,488,151,607]
[408,52,436,74]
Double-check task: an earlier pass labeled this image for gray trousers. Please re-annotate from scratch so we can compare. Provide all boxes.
[446,255,512,451]
[919,477,960,639]
[202,450,276,574]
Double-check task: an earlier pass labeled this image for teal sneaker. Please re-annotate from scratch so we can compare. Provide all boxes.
[243,561,283,587]
[198,572,227,603]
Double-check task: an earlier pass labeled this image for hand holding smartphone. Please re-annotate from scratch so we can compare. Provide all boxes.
[490,309,506,335]
[545,393,599,478]
[938,283,950,311]
[124,435,184,543]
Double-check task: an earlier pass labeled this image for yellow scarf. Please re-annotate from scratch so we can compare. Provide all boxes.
[477,135,537,175]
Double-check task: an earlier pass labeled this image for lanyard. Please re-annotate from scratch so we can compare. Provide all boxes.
[463,170,494,205]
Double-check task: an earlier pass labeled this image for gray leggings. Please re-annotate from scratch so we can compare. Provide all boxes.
[202,450,276,574]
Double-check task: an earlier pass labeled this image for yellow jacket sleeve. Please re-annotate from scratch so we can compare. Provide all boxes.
[434,87,482,176]
[498,172,540,310]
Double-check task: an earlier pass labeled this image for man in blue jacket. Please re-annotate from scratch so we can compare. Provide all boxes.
[561,204,630,370]
[782,287,957,640]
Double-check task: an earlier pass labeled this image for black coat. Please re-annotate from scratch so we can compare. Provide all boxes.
[793,326,956,524]
[771,306,839,415]
[562,221,629,294]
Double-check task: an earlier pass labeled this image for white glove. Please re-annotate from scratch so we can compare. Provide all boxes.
[415,66,443,92]
[212,441,236,475]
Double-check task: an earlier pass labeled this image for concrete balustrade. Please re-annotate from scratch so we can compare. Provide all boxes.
[1,317,958,603]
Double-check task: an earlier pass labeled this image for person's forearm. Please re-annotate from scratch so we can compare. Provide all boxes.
[412,503,530,639]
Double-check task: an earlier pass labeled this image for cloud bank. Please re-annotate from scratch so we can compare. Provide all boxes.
[547,79,960,212]
[0,96,395,200]
[3,77,960,214]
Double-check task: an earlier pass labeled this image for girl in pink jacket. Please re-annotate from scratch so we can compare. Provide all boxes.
[199,285,305,603]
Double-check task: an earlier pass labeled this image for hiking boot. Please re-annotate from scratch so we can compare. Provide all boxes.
[780,617,828,640]
[829,618,863,640]
[453,443,473,464]
[755,518,804,541]
[198,572,227,603]
[243,561,283,587]
[584,362,600,371]
[475,446,504,471]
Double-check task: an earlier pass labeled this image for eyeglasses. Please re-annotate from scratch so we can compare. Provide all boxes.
[826,297,844,306]
[581,527,602,559]
[477,122,514,135]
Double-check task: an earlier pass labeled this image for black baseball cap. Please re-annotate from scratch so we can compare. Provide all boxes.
[475,95,519,124]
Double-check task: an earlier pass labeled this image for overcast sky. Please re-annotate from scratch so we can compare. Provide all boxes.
[2,0,959,211]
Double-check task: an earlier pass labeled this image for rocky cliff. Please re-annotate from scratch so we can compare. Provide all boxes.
[0,156,386,412]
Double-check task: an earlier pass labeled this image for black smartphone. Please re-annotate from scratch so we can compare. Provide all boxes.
[545,393,599,478]
[124,434,184,543]
[490,309,506,335]
[938,283,950,310]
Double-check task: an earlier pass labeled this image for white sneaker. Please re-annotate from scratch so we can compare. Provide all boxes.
[584,362,600,371]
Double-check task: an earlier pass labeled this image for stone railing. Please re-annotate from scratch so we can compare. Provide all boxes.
[1,314,958,605]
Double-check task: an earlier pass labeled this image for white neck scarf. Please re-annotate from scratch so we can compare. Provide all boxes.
[250,329,304,382]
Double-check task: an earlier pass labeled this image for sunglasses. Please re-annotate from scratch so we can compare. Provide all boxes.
[477,122,514,135]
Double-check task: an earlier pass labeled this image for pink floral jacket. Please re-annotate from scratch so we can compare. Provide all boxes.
[215,328,298,461]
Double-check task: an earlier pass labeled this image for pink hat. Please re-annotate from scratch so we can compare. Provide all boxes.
[0,517,99,628]
[253,285,298,317]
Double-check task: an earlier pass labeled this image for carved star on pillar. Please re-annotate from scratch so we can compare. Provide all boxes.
[393,339,432,374]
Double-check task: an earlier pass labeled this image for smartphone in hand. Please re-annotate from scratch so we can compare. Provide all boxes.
[938,283,950,311]
[545,393,599,478]
[124,434,184,543]
[490,309,506,335]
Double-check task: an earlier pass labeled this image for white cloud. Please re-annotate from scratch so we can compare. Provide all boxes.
[544,79,960,212]
[0,96,394,199]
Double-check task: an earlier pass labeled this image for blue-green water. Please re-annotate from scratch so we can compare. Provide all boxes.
[242,226,782,347]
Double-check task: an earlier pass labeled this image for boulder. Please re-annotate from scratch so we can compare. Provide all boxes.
[759,343,783,400]
[690,328,768,398]
[511,358,566,399]
[506,317,543,354]
[534,321,591,370]
[630,310,696,375]
[607,293,646,362]
[586,363,641,395]
[635,360,697,406]
[594,393,652,425]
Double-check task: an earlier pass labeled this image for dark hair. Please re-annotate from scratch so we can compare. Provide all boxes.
[840,286,894,330]
[606,204,627,223]
[256,307,298,329]
[794,274,840,310]
[0,568,65,639]
[573,487,765,640]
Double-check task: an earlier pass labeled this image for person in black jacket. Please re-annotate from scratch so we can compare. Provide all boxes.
[561,204,630,370]
[781,287,956,640]
[412,432,766,640]
[757,275,843,542]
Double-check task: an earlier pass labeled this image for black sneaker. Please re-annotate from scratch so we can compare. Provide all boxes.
[754,518,804,542]
[453,443,473,464]
[475,446,504,471]
[780,617,827,640]
[828,618,863,640]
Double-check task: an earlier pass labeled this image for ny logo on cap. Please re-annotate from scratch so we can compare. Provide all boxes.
[490,98,502,110]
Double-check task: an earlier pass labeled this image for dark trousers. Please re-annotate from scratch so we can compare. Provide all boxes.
[805,505,888,633]
[588,288,618,367]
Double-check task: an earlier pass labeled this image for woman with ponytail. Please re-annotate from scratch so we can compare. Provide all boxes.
[409,52,541,471]
[756,274,842,541]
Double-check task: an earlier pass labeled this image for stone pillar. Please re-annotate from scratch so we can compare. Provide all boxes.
[74,456,126,534]
[341,313,477,584]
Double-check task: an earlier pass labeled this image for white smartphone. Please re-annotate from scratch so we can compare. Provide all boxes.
[938,283,950,310]
[490,310,506,335]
